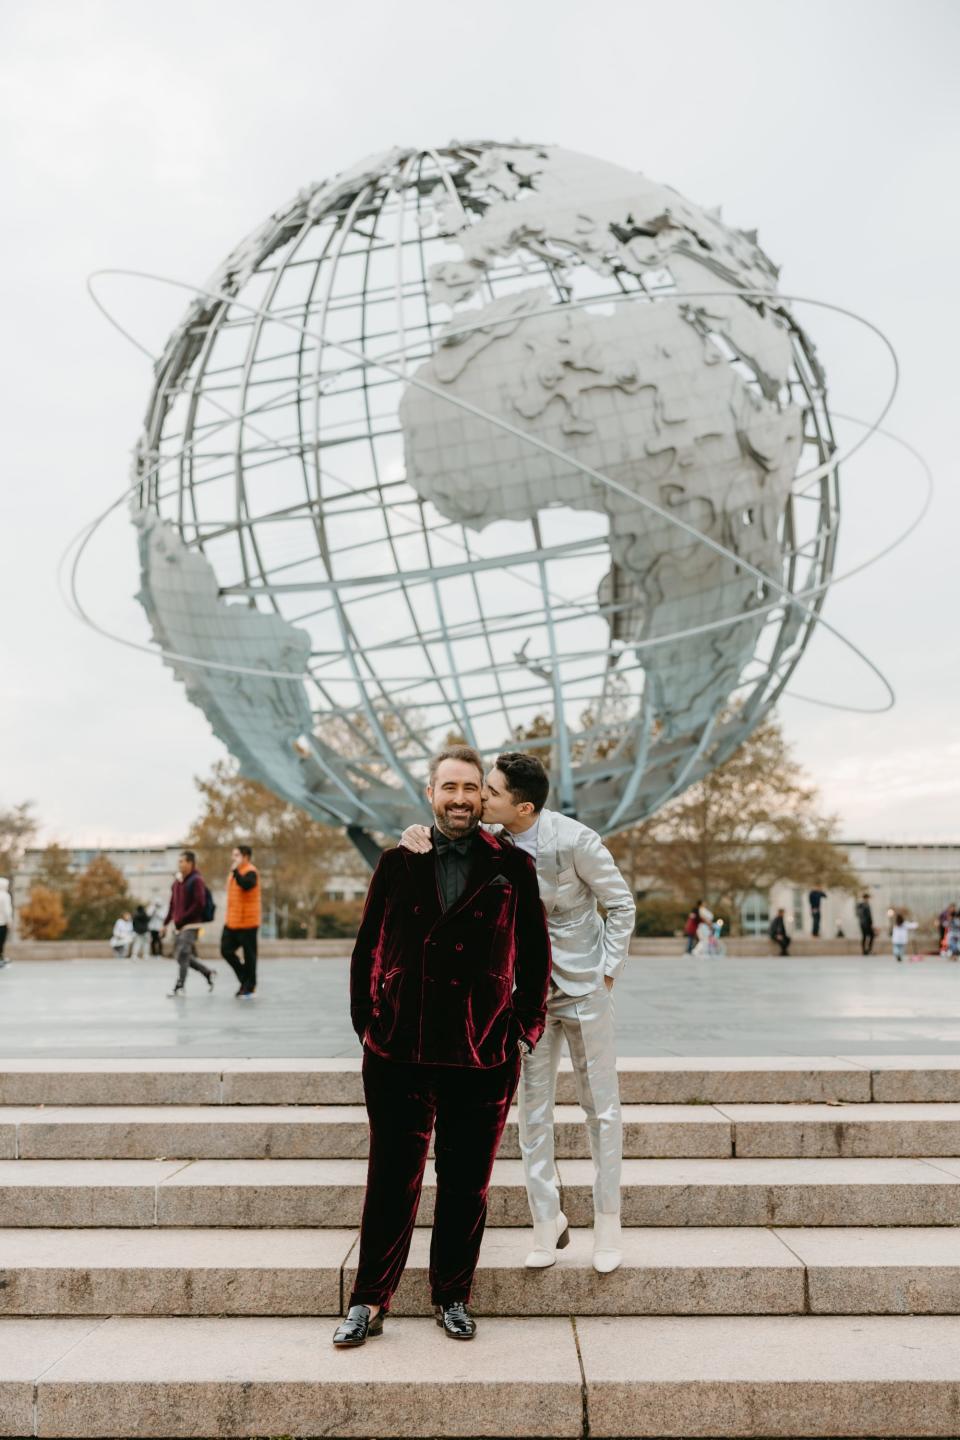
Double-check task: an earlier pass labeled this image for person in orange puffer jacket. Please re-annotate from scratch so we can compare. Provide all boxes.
[220,845,261,998]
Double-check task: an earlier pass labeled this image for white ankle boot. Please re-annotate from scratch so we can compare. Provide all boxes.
[592,1212,622,1273]
[524,1211,570,1268]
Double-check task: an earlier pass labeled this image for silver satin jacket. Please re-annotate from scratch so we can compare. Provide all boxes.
[497,808,636,998]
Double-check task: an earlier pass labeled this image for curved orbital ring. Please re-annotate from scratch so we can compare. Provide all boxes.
[65,270,926,716]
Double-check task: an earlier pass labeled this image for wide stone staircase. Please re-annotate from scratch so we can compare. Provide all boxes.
[4,1055,960,1436]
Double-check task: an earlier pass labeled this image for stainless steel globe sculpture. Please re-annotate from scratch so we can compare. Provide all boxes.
[132,142,838,851]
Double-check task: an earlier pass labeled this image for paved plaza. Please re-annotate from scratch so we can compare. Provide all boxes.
[0,952,958,1058]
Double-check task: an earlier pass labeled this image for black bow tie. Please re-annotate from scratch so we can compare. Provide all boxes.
[435,831,474,858]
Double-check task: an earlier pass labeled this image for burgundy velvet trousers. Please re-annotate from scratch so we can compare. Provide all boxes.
[349,1046,521,1311]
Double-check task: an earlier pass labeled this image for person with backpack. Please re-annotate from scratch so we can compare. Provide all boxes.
[161,850,216,997]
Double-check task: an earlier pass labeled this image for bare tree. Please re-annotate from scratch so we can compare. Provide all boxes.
[608,717,859,929]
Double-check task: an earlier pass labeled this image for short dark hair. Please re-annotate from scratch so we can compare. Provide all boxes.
[428,744,485,786]
[237,844,252,859]
[180,849,196,865]
[494,752,550,812]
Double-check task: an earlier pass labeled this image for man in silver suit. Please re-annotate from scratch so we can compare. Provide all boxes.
[401,751,636,1274]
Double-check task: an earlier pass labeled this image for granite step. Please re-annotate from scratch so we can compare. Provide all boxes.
[0,1103,731,1160]
[5,1225,960,1318]
[4,1100,960,1161]
[351,1225,960,1318]
[4,1156,960,1229]
[6,1314,960,1436]
[0,1228,355,1316]
[0,1056,893,1106]
[720,1102,960,1157]
[0,1158,532,1228]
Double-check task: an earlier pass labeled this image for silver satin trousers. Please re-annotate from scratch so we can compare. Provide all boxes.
[518,984,622,1222]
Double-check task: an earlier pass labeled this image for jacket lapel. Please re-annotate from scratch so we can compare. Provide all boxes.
[536,808,561,915]
[404,848,445,923]
[435,829,505,925]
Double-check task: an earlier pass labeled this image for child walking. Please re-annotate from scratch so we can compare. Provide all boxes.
[891,913,918,962]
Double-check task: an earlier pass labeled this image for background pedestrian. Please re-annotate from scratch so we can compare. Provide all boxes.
[683,903,700,954]
[0,878,11,968]
[130,904,150,961]
[220,845,261,998]
[147,899,164,955]
[857,893,876,955]
[769,909,791,956]
[808,885,827,937]
[162,851,215,997]
[110,912,133,958]
[891,913,918,962]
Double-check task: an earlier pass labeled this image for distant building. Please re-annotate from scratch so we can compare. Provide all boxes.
[15,845,186,922]
[748,841,960,938]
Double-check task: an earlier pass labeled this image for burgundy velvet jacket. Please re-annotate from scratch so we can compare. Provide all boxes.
[350,829,552,1068]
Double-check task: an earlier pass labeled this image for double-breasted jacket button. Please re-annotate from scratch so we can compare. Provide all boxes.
[473,909,483,919]
[455,942,464,952]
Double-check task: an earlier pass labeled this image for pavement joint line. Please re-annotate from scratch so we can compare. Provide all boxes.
[768,1226,813,1312]
[570,1314,589,1440]
[155,1160,194,1224]
[31,1313,110,1431]
[911,1157,960,1182]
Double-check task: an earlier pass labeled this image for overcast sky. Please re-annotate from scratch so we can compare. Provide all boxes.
[2,0,957,848]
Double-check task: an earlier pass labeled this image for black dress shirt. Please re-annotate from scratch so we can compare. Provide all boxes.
[433,825,478,912]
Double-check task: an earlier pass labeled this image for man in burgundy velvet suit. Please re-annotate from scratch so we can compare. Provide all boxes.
[332,744,551,1348]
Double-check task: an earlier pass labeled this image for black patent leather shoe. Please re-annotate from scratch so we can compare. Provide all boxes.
[435,1301,476,1339]
[332,1304,384,1347]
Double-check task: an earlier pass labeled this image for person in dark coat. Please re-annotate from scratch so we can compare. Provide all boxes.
[808,886,827,938]
[333,744,551,1350]
[769,908,791,956]
[130,904,151,962]
[856,893,875,955]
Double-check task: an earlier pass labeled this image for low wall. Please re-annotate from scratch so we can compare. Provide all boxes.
[3,935,935,961]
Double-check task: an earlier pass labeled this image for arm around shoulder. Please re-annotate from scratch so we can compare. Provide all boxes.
[349,852,393,1041]
[511,854,551,1050]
